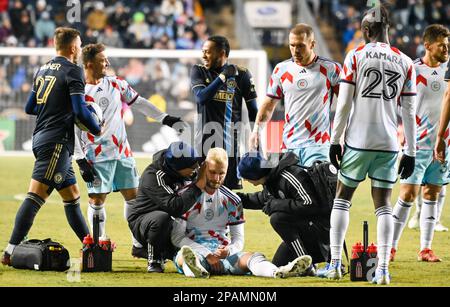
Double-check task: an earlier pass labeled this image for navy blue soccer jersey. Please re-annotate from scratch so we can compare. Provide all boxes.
[190,64,257,154]
[31,56,85,153]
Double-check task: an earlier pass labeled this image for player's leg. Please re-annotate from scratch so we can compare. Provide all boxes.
[114,157,144,256]
[87,193,107,238]
[408,186,422,229]
[435,186,448,231]
[391,183,420,259]
[418,184,442,262]
[175,246,209,278]
[1,179,50,265]
[301,145,330,167]
[85,160,115,239]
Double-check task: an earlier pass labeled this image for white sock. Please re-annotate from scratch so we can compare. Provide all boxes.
[420,199,437,250]
[6,243,16,255]
[87,202,106,238]
[416,190,423,215]
[330,199,351,263]
[247,252,278,278]
[124,200,143,248]
[375,205,393,272]
[437,186,446,222]
[392,198,413,249]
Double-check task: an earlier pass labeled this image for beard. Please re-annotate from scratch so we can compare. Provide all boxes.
[206,180,222,190]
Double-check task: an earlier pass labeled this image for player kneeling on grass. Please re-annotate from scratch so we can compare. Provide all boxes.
[171,148,312,278]
[236,151,335,276]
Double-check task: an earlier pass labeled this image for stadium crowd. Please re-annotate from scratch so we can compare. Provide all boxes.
[315,0,450,58]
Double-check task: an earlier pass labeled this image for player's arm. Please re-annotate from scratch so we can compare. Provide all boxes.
[24,91,38,115]
[236,191,266,210]
[190,64,236,106]
[68,66,101,135]
[171,218,212,257]
[73,126,97,183]
[249,96,280,150]
[435,80,450,162]
[241,68,258,122]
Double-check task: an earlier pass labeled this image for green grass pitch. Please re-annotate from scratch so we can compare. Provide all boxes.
[0,156,449,287]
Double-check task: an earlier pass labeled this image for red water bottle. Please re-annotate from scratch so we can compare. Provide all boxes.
[366,243,378,258]
[83,234,94,246]
[99,236,111,251]
[352,242,364,259]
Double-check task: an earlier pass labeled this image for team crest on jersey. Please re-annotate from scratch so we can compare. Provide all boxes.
[205,208,214,221]
[278,190,286,199]
[99,97,109,109]
[431,81,441,92]
[93,177,101,187]
[227,79,237,90]
[54,173,63,184]
[329,164,338,175]
[440,161,448,174]
[297,79,308,89]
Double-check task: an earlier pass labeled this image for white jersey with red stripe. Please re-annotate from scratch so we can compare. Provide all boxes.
[414,59,449,150]
[79,76,139,163]
[266,56,341,149]
[339,42,417,152]
[180,186,244,253]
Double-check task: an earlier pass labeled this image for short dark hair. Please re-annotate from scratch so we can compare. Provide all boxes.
[423,24,449,43]
[362,4,390,37]
[207,35,230,57]
[82,43,106,65]
[54,27,80,51]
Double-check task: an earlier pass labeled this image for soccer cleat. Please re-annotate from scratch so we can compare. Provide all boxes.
[390,247,397,262]
[372,268,390,285]
[418,248,441,262]
[180,246,210,278]
[274,255,312,278]
[132,246,148,259]
[1,252,11,266]
[408,212,420,229]
[147,261,164,273]
[316,261,343,280]
[301,264,317,277]
[434,222,448,232]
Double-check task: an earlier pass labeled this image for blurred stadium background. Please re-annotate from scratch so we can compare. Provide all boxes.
[0,0,448,155]
[0,0,450,287]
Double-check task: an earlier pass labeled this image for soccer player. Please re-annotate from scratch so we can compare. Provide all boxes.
[74,43,186,259]
[191,35,258,190]
[391,24,449,262]
[1,27,101,265]
[237,151,336,275]
[127,141,205,273]
[171,148,312,278]
[249,23,341,166]
[318,6,417,285]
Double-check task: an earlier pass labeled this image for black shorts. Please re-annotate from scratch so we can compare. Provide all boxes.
[224,156,242,190]
[32,143,76,191]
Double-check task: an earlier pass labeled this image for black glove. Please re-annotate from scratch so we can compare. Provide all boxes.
[398,154,415,179]
[329,144,343,170]
[76,158,96,183]
[262,197,274,216]
[222,64,238,78]
[162,115,185,133]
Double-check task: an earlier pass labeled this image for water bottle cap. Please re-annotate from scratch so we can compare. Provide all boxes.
[83,234,94,245]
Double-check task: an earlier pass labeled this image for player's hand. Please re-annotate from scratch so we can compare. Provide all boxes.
[206,254,222,273]
[222,64,238,78]
[434,137,446,163]
[398,154,415,179]
[262,197,274,216]
[329,144,343,170]
[213,245,229,259]
[195,162,207,190]
[249,131,259,150]
[76,158,97,183]
[162,115,186,134]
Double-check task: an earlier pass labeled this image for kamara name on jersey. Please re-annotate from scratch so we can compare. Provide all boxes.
[213,90,234,102]
[40,63,61,71]
[366,51,403,65]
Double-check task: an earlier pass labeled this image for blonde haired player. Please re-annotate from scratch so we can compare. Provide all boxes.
[171,148,312,278]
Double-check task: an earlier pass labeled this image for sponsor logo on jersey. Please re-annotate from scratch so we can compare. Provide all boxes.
[299,68,307,74]
[431,70,438,75]
[213,91,235,102]
[96,87,103,92]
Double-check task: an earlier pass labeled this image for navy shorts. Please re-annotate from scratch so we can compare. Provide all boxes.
[32,143,77,191]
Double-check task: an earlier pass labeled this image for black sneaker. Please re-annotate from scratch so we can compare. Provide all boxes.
[132,246,148,259]
[1,252,11,266]
[147,262,164,273]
